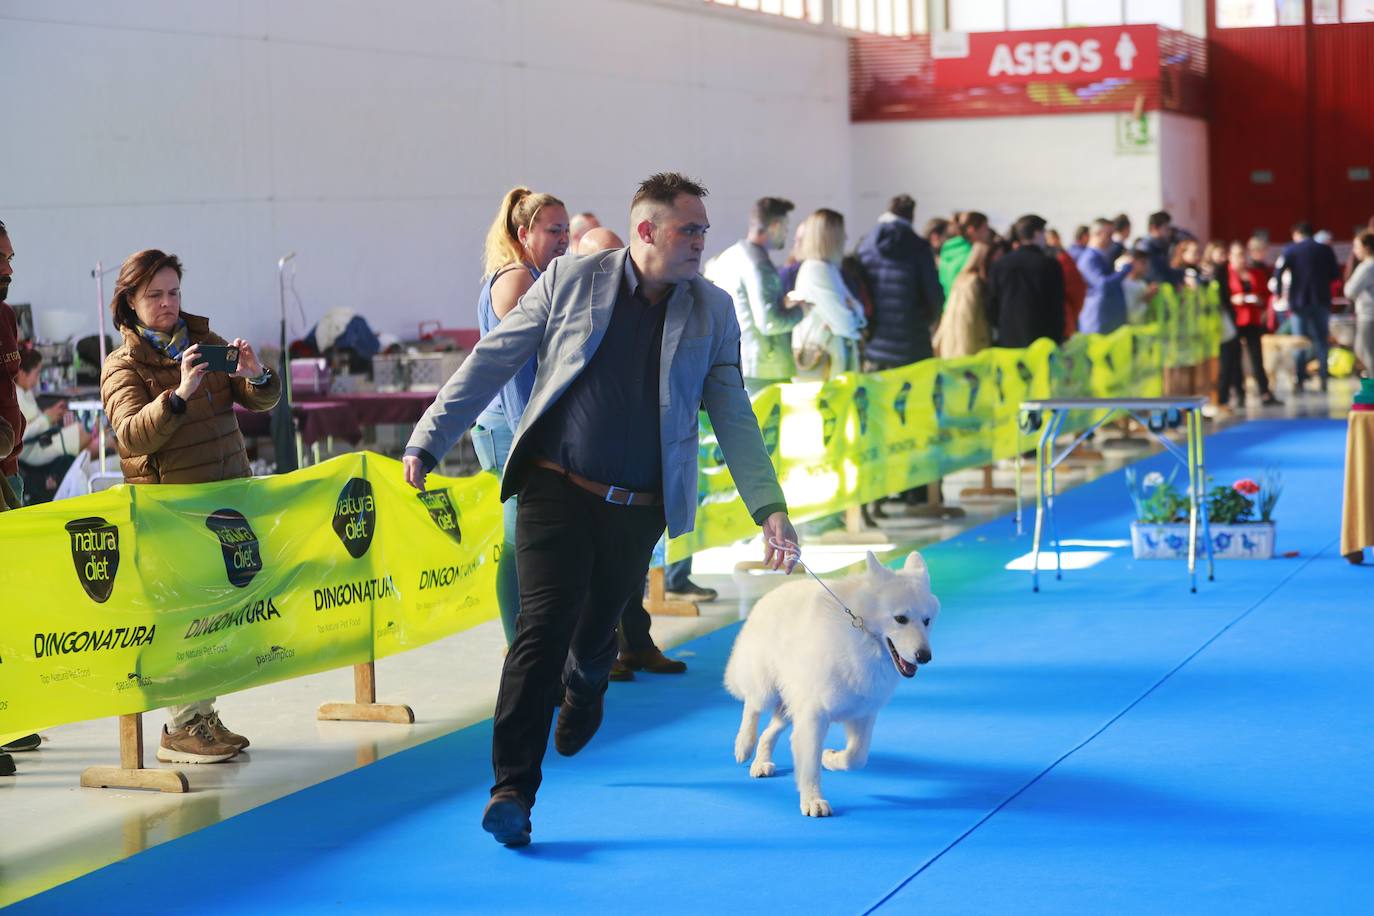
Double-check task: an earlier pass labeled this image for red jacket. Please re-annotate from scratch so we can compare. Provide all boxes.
[1227,265,1270,329]
[0,302,24,477]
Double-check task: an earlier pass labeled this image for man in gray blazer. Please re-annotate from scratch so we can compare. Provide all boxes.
[403,173,798,847]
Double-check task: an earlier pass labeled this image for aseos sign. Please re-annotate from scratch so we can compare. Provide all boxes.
[932,25,1159,87]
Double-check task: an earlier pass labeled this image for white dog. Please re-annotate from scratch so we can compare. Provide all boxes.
[724,551,939,817]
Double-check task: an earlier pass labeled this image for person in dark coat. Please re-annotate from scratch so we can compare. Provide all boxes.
[1142,210,1185,286]
[855,194,943,517]
[855,194,944,370]
[1274,221,1341,392]
[986,215,1065,348]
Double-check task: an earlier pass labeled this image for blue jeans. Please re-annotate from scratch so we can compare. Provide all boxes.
[471,422,521,645]
[1293,308,1331,386]
[5,474,24,508]
[664,557,693,591]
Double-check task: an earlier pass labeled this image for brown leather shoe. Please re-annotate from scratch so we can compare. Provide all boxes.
[554,689,604,757]
[609,658,635,682]
[619,647,687,674]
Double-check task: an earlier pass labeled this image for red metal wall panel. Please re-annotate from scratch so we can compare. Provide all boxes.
[1208,21,1374,243]
[1206,26,1307,242]
[1311,23,1374,238]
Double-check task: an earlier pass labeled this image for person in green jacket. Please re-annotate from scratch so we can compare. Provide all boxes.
[939,211,992,301]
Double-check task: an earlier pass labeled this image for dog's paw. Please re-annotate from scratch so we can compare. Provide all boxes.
[734,738,756,764]
[749,760,776,778]
[799,796,832,817]
[821,749,850,771]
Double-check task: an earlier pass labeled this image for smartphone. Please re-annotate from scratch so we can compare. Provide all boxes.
[194,344,240,373]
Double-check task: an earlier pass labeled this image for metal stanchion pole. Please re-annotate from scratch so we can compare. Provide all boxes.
[90,261,119,470]
[273,252,300,473]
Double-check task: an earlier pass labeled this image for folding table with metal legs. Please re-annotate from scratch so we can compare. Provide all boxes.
[1015,397,1215,593]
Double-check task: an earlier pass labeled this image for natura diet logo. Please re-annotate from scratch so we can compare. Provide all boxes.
[333,477,376,558]
[417,489,462,545]
[65,517,120,603]
[205,509,263,588]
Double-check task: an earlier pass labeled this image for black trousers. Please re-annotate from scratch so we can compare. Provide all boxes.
[618,595,655,654]
[492,467,665,806]
[1236,326,1271,396]
[1217,337,1244,405]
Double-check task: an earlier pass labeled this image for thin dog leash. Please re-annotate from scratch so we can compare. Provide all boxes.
[767,538,865,631]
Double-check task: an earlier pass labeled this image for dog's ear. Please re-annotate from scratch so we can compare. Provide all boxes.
[865,551,888,578]
[902,551,931,588]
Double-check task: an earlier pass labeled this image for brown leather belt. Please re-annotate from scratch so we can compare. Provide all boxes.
[532,459,663,507]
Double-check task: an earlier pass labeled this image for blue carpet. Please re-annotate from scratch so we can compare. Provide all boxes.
[14,419,1370,915]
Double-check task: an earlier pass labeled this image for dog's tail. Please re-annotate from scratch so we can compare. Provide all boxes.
[723,643,746,701]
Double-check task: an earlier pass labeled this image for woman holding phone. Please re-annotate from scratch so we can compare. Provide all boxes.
[100,248,280,764]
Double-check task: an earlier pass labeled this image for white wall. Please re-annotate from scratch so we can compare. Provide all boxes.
[850,111,1201,242]
[0,0,850,348]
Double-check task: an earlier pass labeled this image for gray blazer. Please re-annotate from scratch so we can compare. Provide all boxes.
[407,247,786,538]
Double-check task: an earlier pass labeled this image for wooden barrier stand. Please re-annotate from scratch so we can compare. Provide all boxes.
[960,465,1016,500]
[81,714,189,794]
[644,566,698,617]
[318,662,415,724]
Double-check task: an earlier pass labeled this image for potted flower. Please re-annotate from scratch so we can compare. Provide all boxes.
[1125,468,1282,560]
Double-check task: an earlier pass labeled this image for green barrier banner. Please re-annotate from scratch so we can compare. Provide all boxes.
[669,284,1215,560]
[2,285,1218,731]
[0,453,500,737]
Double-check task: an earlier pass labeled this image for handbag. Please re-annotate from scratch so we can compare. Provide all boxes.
[793,309,834,373]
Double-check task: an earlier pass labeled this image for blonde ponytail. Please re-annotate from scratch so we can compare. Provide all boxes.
[482,186,566,277]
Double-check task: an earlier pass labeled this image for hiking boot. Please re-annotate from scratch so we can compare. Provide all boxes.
[0,754,14,776]
[481,792,532,848]
[204,712,250,750]
[619,647,687,675]
[1,734,41,752]
[665,579,718,603]
[157,715,239,764]
[554,688,604,757]
[608,658,635,682]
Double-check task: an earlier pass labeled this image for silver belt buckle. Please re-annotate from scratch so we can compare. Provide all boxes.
[604,485,632,506]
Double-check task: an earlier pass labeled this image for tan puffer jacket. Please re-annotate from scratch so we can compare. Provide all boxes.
[100,313,281,484]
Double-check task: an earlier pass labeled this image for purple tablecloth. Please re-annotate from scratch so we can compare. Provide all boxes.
[294,390,436,427]
[234,401,363,448]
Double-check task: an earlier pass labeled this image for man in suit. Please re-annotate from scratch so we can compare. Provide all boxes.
[403,173,798,847]
[1142,210,1184,286]
[986,214,1066,348]
[1076,218,1134,335]
[1275,221,1341,392]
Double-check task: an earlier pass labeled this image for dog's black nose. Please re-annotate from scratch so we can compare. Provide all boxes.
[917,648,932,664]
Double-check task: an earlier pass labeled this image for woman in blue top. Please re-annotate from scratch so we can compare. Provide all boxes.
[472,187,568,644]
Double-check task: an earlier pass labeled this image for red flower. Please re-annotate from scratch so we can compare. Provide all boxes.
[1233,478,1260,495]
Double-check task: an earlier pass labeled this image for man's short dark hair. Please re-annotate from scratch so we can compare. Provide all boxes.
[1148,210,1172,230]
[751,196,794,228]
[1074,224,1091,241]
[1112,213,1131,233]
[888,194,916,222]
[632,172,709,212]
[924,216,950,238]
[1292,220,1314,237]
[1012,214,1047,243]
[19,349,42,373]
[0,218,7,237]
